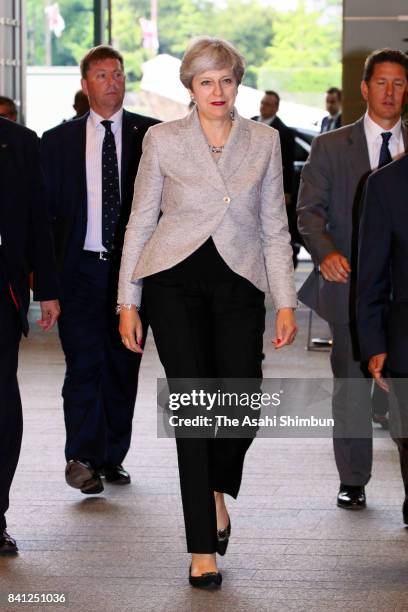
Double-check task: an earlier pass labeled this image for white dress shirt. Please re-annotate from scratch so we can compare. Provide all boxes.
[84,108,123,252]
[258,115,275,126]
[364,112,404,171]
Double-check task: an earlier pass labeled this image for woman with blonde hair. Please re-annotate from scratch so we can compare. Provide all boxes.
[117,36,297,587]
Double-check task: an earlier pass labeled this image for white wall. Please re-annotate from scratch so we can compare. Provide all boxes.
[26,66,82,136]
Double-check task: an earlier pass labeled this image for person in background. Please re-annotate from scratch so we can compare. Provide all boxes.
[0,117,60,555]
[41,45,159,496]
[118,36,297,588]
[69,90,90,120]
[0,96,17,122]
[320,87,342,133]
[252,91,299,266]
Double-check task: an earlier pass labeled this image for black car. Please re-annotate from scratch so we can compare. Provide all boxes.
[286,126,318,265]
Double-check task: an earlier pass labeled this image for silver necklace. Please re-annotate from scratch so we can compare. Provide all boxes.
[208,144,224,153]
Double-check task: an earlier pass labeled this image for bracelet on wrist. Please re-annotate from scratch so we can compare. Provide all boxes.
[116,303,140,315]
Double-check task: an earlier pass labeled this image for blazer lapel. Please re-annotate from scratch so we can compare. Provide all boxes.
[217,111,250,181]
[179,109,229,196]
[121,109,138,192]
[347,117,371,180]
[402,122,408,151]
[69,115,88,229]
[0,123,14,231]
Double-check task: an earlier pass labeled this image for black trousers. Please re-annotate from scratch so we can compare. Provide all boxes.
[144,254,265,553]
[58,254,144,468]
[389,371,408,497]
[0,254,23,531]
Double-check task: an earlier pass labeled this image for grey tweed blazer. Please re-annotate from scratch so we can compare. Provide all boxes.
[118,107,297,310]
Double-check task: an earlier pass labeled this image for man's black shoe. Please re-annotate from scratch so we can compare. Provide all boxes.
[65,459,104,494]
[337,484,366,509]
[0,530,18,555]
[403,497,408,526]
[101,464,131,484]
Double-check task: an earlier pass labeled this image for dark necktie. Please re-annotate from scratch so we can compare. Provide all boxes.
[378,131,392,168]
[101,120,121,252]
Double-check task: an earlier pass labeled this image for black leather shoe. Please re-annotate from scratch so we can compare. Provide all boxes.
[216,518,231,556]
[0,530,18,555]
[403,497,408,526]
[65,460,104,494]
[337,484,366,509]
[101,464,131,484]
[189,565,222,588]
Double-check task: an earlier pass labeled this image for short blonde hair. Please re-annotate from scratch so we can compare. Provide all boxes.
[180,36,245,89]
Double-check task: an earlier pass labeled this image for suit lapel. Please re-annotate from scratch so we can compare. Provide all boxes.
[402,122,408,151]
[70,114,87,202]
[347,117,371,179]
[121,109,139,192]
[0,123,15,233]
[217,112,250,182]
[0,123,8,233]
[180,108,227,195]
[179,107,250,195]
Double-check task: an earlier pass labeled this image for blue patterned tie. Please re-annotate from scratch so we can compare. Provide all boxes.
[378,132,392,168]
[101,120,121,252]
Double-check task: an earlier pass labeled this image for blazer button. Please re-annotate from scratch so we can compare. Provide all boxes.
[223,196,231,204]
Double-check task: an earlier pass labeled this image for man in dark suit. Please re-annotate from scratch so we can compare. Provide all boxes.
[357,153,408,525]
[0,118,60,554]
[41,46,159,495]
[252,91,298,265]
[297,49,408,510]
[320,87,342,133]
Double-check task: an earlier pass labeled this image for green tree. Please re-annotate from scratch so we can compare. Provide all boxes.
[209,0,275,87]
[259,0,341,94]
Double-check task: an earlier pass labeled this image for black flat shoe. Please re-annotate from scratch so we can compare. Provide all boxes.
[337,484,366,509]
[0,530,18,555]
[189,565,222,589]
[216,518,231,556]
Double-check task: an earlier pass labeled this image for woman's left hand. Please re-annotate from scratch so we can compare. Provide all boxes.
[272,308,297,349]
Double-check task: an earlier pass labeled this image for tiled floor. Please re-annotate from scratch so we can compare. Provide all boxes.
[1,263,407,611]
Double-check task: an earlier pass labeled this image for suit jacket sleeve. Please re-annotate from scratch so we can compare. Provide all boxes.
[357,174,391,360]
[296,135,338,265]
[27,131,59,301]
[260,133,297,310]
[118,128,164,305]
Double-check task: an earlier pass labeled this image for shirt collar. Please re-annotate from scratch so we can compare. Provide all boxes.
[89,107,123,134]
[260,115,275,125]
[364,111,402,142]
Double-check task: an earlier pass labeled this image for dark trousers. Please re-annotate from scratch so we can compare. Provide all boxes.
[329,322,373,486]
[144,268,265,553]
[58,254,144,468]
[0,256,22,530]
[389,372,408,497]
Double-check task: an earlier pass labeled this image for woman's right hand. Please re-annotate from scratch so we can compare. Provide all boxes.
[119,307,143,353]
